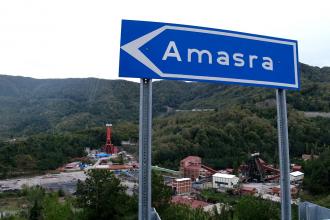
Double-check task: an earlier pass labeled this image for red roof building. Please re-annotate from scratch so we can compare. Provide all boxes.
[226,168,234,174]
[240,186,257,195]
[292,165,302,172]
[65,162,80,169]
[272,185,298,198]
[171,196,209,209]
[180,156,202,180]
[108,164,132,171]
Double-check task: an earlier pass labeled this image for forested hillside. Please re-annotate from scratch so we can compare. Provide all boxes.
[0,63,329,139]
[0,122,138,177]
[152,107,330,170]
[0,77,140,137]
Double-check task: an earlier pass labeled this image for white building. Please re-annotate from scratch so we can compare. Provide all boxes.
[290,171,304,182]
[212,173,239,189]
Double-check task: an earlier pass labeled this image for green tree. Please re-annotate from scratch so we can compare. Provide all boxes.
[160,204,211,220]
[15,155,37,170]
[29,200,43,220]
[1,216,26,220]
[152,171,172,212]
[303,148,330,194]
[42,194,74,220]
[21,186,45,220]
[235,196,280,220]
[76,169,137,220]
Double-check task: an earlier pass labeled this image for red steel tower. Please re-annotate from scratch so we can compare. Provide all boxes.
[104,123,117,154]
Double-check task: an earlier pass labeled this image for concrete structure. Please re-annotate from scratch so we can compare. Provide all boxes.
[291,164,302,172]
[180,156,201,180]
[65,162,80,169]
[212,173,239,189]
[302,154,319,161]
[192,179,212,190]
[290,171,304,182]
[92,164,132,171]
[121,140,137,146]
[172,178,192,195]
[272,185,298,198]
[109,164,132,171]
[225,168,234,174]
[64,162,81,172]
[180,156,216,180]
[171,196,209,209]
[240,186,257,195]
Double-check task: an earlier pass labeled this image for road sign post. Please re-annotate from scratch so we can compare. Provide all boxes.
[276,89,291,220]
[139,78,152,220]
[119,20,300,220]
[120,20,299,90]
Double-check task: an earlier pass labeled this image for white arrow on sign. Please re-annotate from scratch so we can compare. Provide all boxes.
[121,25,297,88]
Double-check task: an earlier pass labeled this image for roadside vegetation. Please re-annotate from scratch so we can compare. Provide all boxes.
[0,170,304,220]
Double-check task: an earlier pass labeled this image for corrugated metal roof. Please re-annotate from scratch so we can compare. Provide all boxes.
[181,156,201,162]
[290,171,304,177]
[174,178,191,182]
[212,173,237,179]
[108,165,132,170]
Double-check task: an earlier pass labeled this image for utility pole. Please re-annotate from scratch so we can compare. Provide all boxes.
[139,78,152,220]
[276,89,291,220]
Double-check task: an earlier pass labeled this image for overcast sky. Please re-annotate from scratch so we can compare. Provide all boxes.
[0,0,329,80]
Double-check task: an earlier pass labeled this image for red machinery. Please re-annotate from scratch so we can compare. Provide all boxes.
[257,158,280,181]
[240,153,280,182]
[201,164,217,175]
[103,124,117,154]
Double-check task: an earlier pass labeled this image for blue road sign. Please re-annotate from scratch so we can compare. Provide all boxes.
[119,20,300,90]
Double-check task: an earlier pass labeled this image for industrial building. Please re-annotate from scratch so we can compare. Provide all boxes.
[192,177,212,190]
[64,162,81,172]
[240,186,257,195]
[172,178,192,195]
[291,164,302,172]
[212,173,239,189]
[302,154,319,161]
[272,185,298,198]
[180,156,201,180]
[290,171,304,182]
[240,153,280,182]
[171,196,209,209]
[180,156,216,180]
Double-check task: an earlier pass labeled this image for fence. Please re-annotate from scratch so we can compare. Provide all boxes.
[299,201,330,220]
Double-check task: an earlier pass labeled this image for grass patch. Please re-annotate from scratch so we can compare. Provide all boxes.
[300,192,330,208]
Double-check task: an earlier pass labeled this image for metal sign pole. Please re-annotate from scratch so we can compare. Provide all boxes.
[276,89,291,220]
[139,78,152,220]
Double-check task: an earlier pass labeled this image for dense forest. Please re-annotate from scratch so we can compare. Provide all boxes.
[152,106,330,169]
[0,63,329,138]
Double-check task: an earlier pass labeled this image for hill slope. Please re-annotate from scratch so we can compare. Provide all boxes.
[0,63,329,138]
